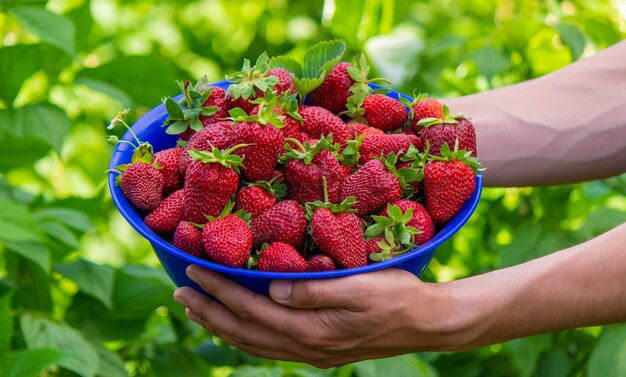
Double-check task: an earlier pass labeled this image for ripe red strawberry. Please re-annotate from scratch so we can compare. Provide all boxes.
[400,93,444,134]
[365,237,384,255]
[306,255,336,272]
[424,142,482,223]
[199,86,230,125]
[251,200,307,249]
[144,189,185,234]
[298,106,352,148]
[268,68,296,95]
[310,207,367,269]
[257,242,307,272]
[178,121,235,174]
[250,92,302,141]
[360,94,408,131]
[173,221,203,258]
[380,200,434,245]
[202,214,252,268]
[421,116,477,157]
[234,176,286,218]
[309,62,353,114]
[339,154,416,216]
[153,147,183,193]
[183,146,243,224]
[121,162,164,211]
[346,122,384,137]
[357,133,421,164]
[280,136,350,204]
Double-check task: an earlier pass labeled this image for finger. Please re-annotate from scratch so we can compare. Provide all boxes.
[181,269,307,337]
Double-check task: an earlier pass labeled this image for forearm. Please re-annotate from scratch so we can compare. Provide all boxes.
[445,41,626,187]
[445,222,626,350]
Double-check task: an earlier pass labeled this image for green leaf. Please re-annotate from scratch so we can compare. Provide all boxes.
[0,44,41,105]
[554,23,586,60]
[163,97,185,119]
[302,39,346,79]
[93,342,127,377]
[34,207,94,232]
[21,313,99,377]
[270,56,303,78]
[74,78,134,106]
[112,265,175,319]
[294,75,325,98]
[56,259,115,309]
[354,355,436,377]
[0,348,69,377]
[0,103,70,154]
[38,221,80,249]
[588,324,626,377]
[231,366,283,377]
[10,6,75,56]
[364,223,385,238]
[506,334,552,377]
[470,46,509,80]
[0,280,13,351]
[0,199,49,272]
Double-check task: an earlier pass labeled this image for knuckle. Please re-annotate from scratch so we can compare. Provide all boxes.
[233,302,256,322]
[300,282,323,306]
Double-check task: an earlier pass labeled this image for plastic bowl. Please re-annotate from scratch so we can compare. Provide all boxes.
[108,80,483,295]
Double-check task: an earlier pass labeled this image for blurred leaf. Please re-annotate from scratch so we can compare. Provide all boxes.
[535,349,576,377]
[506,334,552,377]
[575,207,626,241]
[554,23,586,60]
[8,255,52,312]
[0,348,68,377]
[76,56,179,107]
[0,199,49,272]
[21,312,99,377]
[588,324,626,377]
[0,280,13,351]
[0,44,41,105]
[93,342,127,377]
[354,355,436,377]
[326,0,365,46]
[34,207,94,232]
[56,259,115,309]
[230,366,283,377]
[112,265,174,319]
[10,6,75,56]
[470,46,509,80]
[65,0,93,53]
[38,221,80,248]
[74,78,134,106]
[581,17,622,48]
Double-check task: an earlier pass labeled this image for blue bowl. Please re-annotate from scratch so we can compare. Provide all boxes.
[108,80,483,296]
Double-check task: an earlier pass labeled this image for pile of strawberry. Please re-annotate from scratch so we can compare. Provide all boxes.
[108,41,482,273]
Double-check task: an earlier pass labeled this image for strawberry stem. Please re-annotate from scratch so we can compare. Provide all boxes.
[322,176,329,204]
[284,138,306,153]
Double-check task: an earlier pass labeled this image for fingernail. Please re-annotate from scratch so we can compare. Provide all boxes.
[270,280,292,302]
[173,288,188,306]
[186,265,197,282]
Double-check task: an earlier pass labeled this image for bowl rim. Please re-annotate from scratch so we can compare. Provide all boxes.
[108,80,483,279]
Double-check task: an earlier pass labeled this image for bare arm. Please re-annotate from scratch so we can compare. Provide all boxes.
[445,40,626,187]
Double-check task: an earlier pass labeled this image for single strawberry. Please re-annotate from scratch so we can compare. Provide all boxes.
[298,106,352,149]
[424,142,482,223]
[268,68,296,95]
[202,204,253,268]
[162,76,224,141]
[379,200,434,246]
[183,145,244,224]
[173,221,203,259]
[344,133,421,165]
[178,121,235,174]
[418,106,477,157]
[339,153,417,216]
[357,94,409,131]
[280,136,350,204]
[250,91,303,141]
[306,255,336,272]
[257,242,307,272]
[144,189,185,234]
[308,179,367,269]
[251,200,307,249]
[309,54,390,114]
[346,122,384,137]
[234,175,286,218]
[230,100,286,182]
[153,147,183,193]
[365,237,384,255]
[400,92,444,134]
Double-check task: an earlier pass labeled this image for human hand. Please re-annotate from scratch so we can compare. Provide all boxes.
[173,265,472,368]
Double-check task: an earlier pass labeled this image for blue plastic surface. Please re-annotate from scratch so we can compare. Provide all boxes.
[108,80,483,296]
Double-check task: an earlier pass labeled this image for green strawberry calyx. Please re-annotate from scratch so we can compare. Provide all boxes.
[280,135,339,165]
[415,105,465,128]
[429,140,484,174]
[228,90,286,129]
[365,203,422,262]
[226,52,279,100]
[204,200,251,223]
[246,174,287,199]
[304,176,357,219]
[162,75,219,135]
[339,134,363,166]
[188,144,248,173]
[377,152,420,198]
[346,53,390,102]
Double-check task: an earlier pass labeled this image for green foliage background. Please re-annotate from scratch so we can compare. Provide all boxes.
[1,0,625,376]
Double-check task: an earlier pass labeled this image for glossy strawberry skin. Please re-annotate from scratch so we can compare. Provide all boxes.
[233,122,284,182]
[153,147,183,194]
[178,121,235,174]
[183,161,240,224]
[234,185,276,218]
[309,62,353,114]
[424,160,476,223]
[120,163,164,211]
[359,134,421,164]
[339,159,402,216]
[380,200,435,245]
[365,237,384,256]
[347,122,384,137]
[268,68,296,95]
[202,215,252,268]
[362,94,408,132]
[283,149,350,204]
[173,221,203,259]
[144,189,185,234]
[257,242,307,272]
[306,255,336,272]
[421,118,477,157]
[311,208,367,269]
[298,106,353,149]
[251,200,307,249]
[410,98,444,133]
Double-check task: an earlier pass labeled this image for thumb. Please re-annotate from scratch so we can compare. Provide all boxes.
[269,278,362,309]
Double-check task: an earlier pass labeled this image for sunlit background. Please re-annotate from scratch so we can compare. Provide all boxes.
[1,0,625,376]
